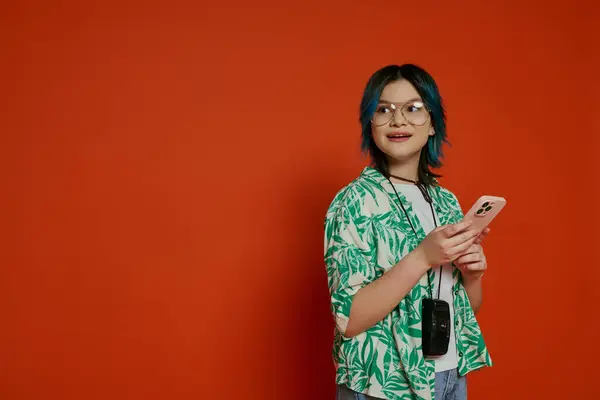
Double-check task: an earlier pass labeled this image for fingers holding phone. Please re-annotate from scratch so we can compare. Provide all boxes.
[474,227,490,244]
[417,221,481,267]
[455,243,487,280]
[455,243,486,267]
[417,195,505,268]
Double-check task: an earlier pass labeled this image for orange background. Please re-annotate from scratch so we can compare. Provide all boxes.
[3,1,599,399]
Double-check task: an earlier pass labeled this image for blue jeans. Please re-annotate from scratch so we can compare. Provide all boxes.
[336,368,467,400]
[435,369,467,400]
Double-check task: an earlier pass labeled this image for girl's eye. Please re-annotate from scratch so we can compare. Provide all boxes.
[405,102,425,113]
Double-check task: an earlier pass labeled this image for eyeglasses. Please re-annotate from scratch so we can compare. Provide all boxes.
[371,100,430,127]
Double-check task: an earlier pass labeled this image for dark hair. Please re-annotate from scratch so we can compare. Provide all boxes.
[359,64,449,186]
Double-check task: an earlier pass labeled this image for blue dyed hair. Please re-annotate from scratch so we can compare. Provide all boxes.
[359,64,449,185]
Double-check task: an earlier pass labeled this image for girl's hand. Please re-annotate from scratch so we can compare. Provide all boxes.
[416,221,480,267]
[474,227,490,245]
[455,241,487,282]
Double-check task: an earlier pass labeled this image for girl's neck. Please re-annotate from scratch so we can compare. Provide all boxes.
[387,155,420,183]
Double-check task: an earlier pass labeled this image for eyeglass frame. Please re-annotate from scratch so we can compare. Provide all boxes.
[370,99,432,127]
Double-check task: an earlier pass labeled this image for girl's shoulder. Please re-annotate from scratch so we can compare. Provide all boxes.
[433,184,460,205]
[326,167,390,219]
[430,184,464,222]
[434,183,459,206]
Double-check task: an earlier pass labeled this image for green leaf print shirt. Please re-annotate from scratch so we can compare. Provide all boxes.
[324,167,492,400]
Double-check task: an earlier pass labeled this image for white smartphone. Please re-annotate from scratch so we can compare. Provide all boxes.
[462,195,507,231]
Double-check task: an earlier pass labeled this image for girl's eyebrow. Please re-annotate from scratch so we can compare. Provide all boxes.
[378,97,423,104]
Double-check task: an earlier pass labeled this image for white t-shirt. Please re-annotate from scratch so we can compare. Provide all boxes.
[394,184,458,373]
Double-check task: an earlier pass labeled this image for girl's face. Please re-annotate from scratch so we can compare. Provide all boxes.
[371,79,434,166]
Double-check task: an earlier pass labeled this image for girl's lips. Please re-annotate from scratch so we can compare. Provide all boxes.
[387,132,412,142]
[388,136,411,142]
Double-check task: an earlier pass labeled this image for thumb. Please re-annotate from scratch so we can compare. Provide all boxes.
[474,227,491,244]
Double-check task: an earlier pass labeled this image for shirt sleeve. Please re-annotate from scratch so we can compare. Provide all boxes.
[324,194,376,336]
